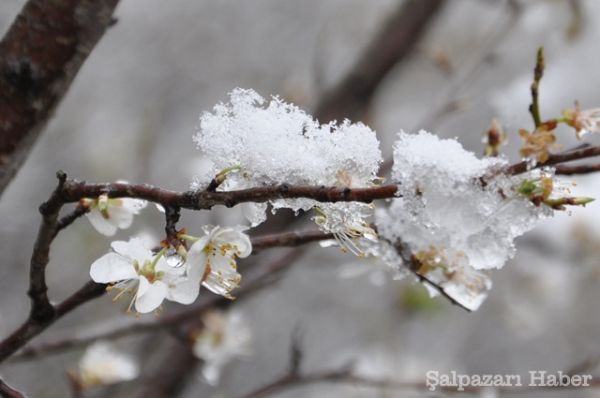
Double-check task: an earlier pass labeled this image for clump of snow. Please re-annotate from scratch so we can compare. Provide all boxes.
[375,130,552,309]
[380,130,549,270]
[193,88,382,228]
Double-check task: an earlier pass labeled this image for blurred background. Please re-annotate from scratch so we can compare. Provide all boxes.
[1,0,600,397]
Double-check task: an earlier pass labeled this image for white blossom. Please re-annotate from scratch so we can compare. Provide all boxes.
[192,310,252,385]
[90,237,202,313]
[74,341,138,388]
[193,88,382,229]
[186,226,251,299]
[83,194,147,236]
[563,103,600,138]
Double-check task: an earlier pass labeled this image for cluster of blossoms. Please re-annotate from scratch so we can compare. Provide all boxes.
[89,225,251,314]
[191,89,595,311]
[83,90,596,315]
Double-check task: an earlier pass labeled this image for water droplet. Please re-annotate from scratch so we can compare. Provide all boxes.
[166,250,185,268]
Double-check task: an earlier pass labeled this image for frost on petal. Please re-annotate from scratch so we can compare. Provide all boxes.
[90,252,138,283]
[134,277,168,313]
[77,342,139,387]
[193,88,382,226]
[86,209,118,236]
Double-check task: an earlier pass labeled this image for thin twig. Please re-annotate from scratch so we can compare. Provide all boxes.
[555,163,600,175]
[504,144,600,176]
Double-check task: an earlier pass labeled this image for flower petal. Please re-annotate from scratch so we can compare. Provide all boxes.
[166,276,201,305]
[90,252,137,283]
[107,206,135,230]
[214,228,252,258]
[186,243,208,279]
[120,198,147,214]
[86,209,118,236]
[111,238,153,263]
[135,278,167,313]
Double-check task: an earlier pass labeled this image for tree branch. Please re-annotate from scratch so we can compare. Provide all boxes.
[59,178,399,209]
[504,144,600,176]
[555,163,600,175]
[0,0,120,198]
[28,172,69,322]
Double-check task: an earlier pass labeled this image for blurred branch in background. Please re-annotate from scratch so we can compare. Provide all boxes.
[0,0,120,198]
[234,335,600,398]
[314,0,445,123]
[380,0,522,175]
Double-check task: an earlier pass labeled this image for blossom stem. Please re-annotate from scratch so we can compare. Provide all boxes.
[179,234,200,243]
